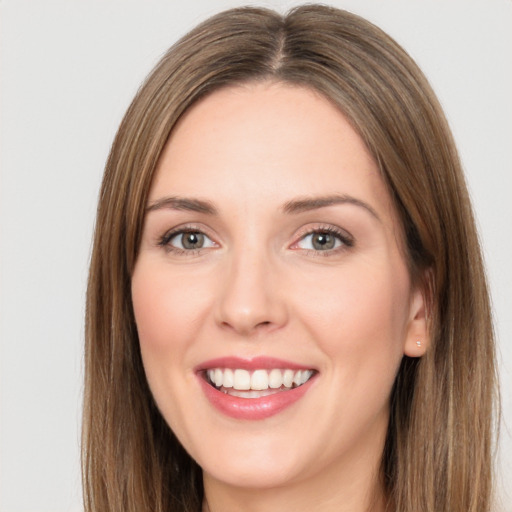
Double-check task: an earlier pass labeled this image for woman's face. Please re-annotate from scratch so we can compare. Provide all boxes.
[132,83,426,491]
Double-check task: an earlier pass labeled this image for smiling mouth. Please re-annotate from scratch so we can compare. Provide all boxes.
[204,368,316,399]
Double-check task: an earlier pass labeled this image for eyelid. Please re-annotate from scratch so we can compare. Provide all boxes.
[157,223,219,254]
[155,222,354,256]
[290,224,354,253]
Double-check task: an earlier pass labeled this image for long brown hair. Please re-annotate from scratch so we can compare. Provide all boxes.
[83,5,498,511]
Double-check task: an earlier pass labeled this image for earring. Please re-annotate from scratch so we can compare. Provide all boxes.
[416,340,422,348]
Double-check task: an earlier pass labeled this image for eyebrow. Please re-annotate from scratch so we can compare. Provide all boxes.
[282,194,380,220]
[146,196,218,215]
[146,193,379,220]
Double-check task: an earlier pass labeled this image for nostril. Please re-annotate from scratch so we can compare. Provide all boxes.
[219,318,274,335]
[254,320,273,331]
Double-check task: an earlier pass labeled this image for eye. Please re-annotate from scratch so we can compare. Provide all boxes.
[294,228,353,252]
[161,230,216,252]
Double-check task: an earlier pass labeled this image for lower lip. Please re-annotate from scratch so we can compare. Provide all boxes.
[198,375,315,420]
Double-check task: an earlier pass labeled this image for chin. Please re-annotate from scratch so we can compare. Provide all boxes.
[183,425,308,488]
[201,453,304,490]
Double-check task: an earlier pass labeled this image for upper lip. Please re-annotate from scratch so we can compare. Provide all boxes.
[195,356,316,372]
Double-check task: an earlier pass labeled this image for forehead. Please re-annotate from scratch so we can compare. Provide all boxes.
[150,82,395,223]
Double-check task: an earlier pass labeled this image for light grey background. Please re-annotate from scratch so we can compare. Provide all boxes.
[1,1,510,511]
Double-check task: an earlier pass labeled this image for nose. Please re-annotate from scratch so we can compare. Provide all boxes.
[214,246,288,336]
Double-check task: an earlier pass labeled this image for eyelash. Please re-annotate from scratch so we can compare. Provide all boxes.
[292,225,354,256]
[157,225,214,256]
[157,224,354,256]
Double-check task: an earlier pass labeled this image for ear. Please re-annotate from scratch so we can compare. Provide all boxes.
[403,284,429,358]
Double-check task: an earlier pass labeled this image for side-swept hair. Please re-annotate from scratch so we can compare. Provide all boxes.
[83,5,498,511]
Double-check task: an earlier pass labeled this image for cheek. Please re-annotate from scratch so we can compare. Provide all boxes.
[302,259,411,443]
[131,260,213,438]
[293,256,410,373]
[131,262,209,354]
[131,263,180,406]
[130,259,214,425]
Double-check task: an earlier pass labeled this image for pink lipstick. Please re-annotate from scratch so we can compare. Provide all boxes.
[196,357,317,420]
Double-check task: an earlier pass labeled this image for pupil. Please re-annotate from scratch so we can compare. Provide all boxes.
[182,232,204,249]
[312,233,334,250]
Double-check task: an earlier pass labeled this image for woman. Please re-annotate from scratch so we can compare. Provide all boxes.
[83,5,498,511]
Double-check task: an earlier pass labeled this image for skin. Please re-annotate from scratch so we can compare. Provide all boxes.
[131,82,427,512]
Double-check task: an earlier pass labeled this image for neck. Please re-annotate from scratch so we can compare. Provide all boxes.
[202,451,387,512]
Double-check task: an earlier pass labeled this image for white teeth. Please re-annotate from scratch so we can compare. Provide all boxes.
[233,369,251,390]
[214,368,223,387]
[206,367,314,391]
[301,370,313,384]
[227,388,281,399]
[268,368,283,389]
[283,369,294,388]
[251,369,269,390]
[223,368,234,388]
